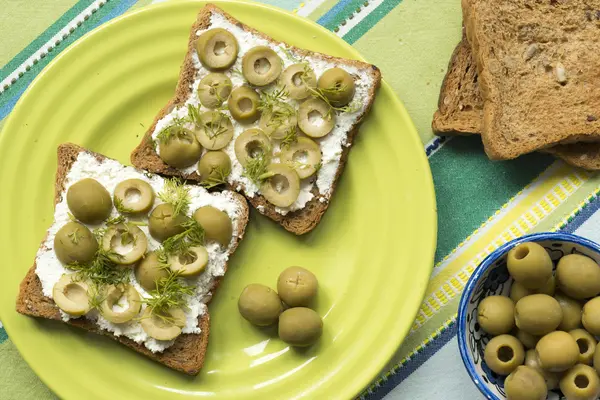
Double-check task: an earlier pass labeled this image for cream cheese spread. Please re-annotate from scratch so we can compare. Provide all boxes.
[35,152,245,353]
[151,12,374,215]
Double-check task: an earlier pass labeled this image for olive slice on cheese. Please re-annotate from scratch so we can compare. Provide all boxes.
[194,111,234,150]
[281,137,322,179]
[52,273,92,316]
[197,73,232,109]
[100,284,142,324]
[196,28,238,70]
[168,246,209,277]
[228,86,261,123]
[317,67,356,107]
[242,46,282,86]
[281,63,317,100]
[113,179,155,216]
[260,163,301,208]
[141,307,186,341]
[234,128,271,166]
[298,98,335,138]
[102,223,148,265]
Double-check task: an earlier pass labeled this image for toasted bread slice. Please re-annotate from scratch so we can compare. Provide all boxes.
[131,4,381,235]
[432,38,600,170]
[462,0,600,160]
[16,143,249,375]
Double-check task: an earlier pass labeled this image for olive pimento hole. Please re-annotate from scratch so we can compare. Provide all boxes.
[293,150,309,164]
[213,41,226,55]
[270,174,290,194]
[246,141,264,159]
[307,110,325,127]
[64,283,88,304]
[111,231,135,255]
[577,338,589,354]
[254,58,271,75]
[497,345,514,363]
[179,252,198,266]
[111,294,129,312]
[124,188,142,204]
[575,374,589,389]
[238,97,253,113]
[514,245,530,260]
[292,72,304,86]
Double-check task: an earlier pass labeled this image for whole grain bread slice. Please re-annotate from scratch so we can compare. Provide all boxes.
[130,4,381,235]
[16,143,249,375]
[432,38,600,170]
[462,0,600,160]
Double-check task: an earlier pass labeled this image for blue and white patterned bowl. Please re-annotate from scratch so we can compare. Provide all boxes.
[457,232,600,400]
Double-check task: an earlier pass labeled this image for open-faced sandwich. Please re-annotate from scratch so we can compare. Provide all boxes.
[131,4,382,234]
[16,143,249,375]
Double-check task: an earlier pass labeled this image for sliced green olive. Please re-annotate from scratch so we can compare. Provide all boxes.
[135,251,170,292]
[148,203,187,242]
[101,223,148,265]
[100,284,142,324]
[281,137,322,179]
[194,112,233,150]
[234,128,271,166]
[228,86,261,123]
[141,307,186,341]
[260,164,300,208]
[298,98,335,138]
[52,273,91,316]
[193,206,233,247]
[281,63,316,100]
[54,222,98,264]
[259,104,298,139]
[196,28,238,70]
[158,127,203,168]
[242,46,282,86]
[113,179,155,216]
[197,73,232,109]
[67,178,112,224]
[198,151,231,185]
[169,246,208,277]
[317,67,356,107]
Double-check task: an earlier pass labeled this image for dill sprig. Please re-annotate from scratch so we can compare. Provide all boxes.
[280,126,298,149]
[156,116,190,144]
[314,161,323,174]
[198,81,232,104]
[282,47,305,63]
[114,197,134,214]
[87,283,107,310]
[68,229,81,245]
[162,218,205,257]
[106,215,126,226]
[258,87,289,114]
[158,178,191,217]
[68,247,129,287]
[144,271,195,318]
[200,112,230,144]
[200,166,230,189]
[243,153,270,185]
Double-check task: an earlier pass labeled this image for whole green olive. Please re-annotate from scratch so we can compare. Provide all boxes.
[504,366,548,400]
[509,277,555,303]
[54,222,98,264]
[582,297,600,335]
[197,151,231,185]
[134,251,169,292]
[238,284,282,326]
[516,329,540,350]
[507,242,553,290]
[66,178,112,224]
[242,46,282,86]
[278,307,323,347]
[556,292,582,331]
[560,364,600,400]
[277,266,318,307]
[536,331,579,372]
[158,127,203,168]
[148,203,188,242]
[483,334,525,375]
[317,67,356,107]
[570,329,597,365]
[515,294,562,335]
[477,295,515,336]
[193,206,232,247]
[557,254,600,299]
[524,349,560,390]
[196,28,238,70]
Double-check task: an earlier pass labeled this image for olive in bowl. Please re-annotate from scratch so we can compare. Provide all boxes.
[458,232,600,400]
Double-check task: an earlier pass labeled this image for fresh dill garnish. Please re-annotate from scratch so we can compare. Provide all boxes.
[258,88,296,137]
[314,161,323,173]
[161,218,205,257]
[280,126,298,149]
[200,166,230,189]
[199,112,230,145]
[68,229,81,244]
[242,153,270,185]
[143,171,154,179]
[258,87,289,113]
[144,271,195,319]
[198,80,232,104]
[105,215,126,226]
[67,212,76,222]
[187,104,202,127]
[87,283,107,311]
[68,247,129,287]
[156,116,191,144]
[114,197,134,214]
[282,47,304,63]
[158,178,191,216]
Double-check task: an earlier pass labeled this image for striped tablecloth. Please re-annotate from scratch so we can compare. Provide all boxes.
[2,0,600,399]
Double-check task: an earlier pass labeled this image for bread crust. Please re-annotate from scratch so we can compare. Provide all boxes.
[130,4,382,234]
[16,143,250,375]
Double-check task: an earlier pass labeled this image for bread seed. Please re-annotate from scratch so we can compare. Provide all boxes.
[555,63,567,84]
[523,44,539,61]
[588,115,598,122]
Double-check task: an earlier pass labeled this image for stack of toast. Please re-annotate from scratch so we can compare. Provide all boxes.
[433,0,600,169]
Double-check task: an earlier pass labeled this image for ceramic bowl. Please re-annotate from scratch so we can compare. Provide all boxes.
[457,232,600,400]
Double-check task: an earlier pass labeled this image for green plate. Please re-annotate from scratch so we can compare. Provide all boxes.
[0,1,436,399]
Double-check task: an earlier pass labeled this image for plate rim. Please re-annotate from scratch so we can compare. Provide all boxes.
[0,0,437,398]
